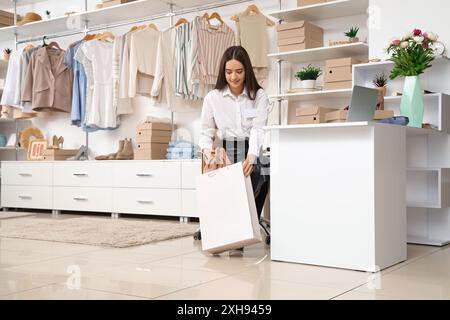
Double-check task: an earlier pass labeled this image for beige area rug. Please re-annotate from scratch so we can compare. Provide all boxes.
[0,211,37,220]
[0,217,199,248]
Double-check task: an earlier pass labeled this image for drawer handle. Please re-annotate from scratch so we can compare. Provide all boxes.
[73,197,88,201]
[73,173,88,177]
[19,172,32,176]
[136,174,153,177]
[137,200,153,204]
[18,195,32,199]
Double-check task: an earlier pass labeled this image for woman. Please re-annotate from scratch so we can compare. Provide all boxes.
[198,46,270,255]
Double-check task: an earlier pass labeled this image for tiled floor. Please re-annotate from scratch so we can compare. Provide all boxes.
[0,212,449,300]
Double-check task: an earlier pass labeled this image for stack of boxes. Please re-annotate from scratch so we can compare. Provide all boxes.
[325,109,395,123]
[277,21,323,53]
[324,57,362,90]
[134,121,172,160]
[0,10,14,28]
[292,106,338,125]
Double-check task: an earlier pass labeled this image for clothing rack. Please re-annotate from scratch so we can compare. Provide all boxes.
[10,0,282,158]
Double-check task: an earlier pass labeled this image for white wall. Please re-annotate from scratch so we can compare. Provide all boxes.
[368,0,450,59]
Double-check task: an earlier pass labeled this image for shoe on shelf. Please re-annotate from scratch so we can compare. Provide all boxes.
[67,145,88,161]
[107,139,125,160]
[228,247,244,257]
[116,138,134,160]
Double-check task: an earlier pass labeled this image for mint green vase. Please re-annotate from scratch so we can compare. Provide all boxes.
[400,76,424,128]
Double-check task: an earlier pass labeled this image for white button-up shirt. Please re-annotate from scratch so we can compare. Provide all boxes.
[199,86,268,157]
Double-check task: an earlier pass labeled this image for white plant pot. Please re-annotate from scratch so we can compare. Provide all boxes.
[301,80,316,90]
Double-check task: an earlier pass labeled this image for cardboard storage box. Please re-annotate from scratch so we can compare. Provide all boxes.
[292,106,338,124]
[324,57,361,90]
[137,122,172,131]
[298,0,328,6]
[43,149,78,161]
[277,21,323,43]
[134,143,168,160]
[324,81,353,90]
[278,38,323,52]
[325,110,395,123]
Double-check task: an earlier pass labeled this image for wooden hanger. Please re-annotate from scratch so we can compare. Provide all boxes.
[47,41,62,50]
[231,4,275,27]
[202,12,209,20]
[148,23,159,31]
[129,25,146,33]
[96,32,115,41]
[82,33,97,41]
[175,18,188,26]
[207,12,224,25]
[24,43,34,51]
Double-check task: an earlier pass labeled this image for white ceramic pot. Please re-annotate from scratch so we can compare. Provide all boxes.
[301,80,316,90]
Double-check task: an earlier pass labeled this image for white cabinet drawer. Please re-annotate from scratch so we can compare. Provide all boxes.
[2,162,53,186]
[113,188,181,216]
[182,189,199,218]
[1,186,52,209]
[53,162,113,187]
[53,187,113,212]
[113,162,181,189]
[181,160,202,189]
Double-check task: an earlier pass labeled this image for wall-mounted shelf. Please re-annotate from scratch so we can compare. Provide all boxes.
[0,0,248,42]
[269,88,352,102]
[268,0,369,22]
[268,42,369,64]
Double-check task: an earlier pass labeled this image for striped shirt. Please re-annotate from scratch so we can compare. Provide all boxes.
[195,18,235,85]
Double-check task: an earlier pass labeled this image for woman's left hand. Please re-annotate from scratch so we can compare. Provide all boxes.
[243,154,257,177]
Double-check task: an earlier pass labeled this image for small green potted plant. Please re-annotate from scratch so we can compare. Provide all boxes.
[345,27,360,43]
[295,64,322,90]
[373,73,388,97]
[45,10,51,19]
[3,48,11,60]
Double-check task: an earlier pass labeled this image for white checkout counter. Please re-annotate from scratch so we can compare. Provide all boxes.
[267,122,408,272]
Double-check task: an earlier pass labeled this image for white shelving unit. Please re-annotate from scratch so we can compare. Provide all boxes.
[268,0,369,22]
[268,0,370,124]
[268,42,368,64]
[0,0,251,42]
[269,88,352,102]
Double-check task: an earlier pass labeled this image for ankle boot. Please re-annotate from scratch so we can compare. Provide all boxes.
[116,138,134,160]
[107,140,125,160]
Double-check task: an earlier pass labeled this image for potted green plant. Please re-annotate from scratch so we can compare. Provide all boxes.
[387,28,438,127]
[345,27,360,43]
[3,48,11,60]
[45,10,51,19]
[295,64,322,90]
[373,73,388,97]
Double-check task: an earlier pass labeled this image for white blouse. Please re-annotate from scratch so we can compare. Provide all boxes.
[199,86,268,157]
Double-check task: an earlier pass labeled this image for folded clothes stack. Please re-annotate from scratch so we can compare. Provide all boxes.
[166,141,200,160]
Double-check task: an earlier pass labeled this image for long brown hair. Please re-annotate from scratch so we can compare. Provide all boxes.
[215,46,262,100]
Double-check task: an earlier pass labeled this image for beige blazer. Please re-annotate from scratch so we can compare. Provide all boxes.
[22,47,73,113]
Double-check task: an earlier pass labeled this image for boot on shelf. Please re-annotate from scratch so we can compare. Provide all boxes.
[107,139,125,160]
[116,138,134,160]
[95,140,124,161]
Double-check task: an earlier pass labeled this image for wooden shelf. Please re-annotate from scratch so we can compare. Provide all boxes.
[268,0,369,22]
[269,88,352,102]
[268,42,369,64]
[407,235,450,247]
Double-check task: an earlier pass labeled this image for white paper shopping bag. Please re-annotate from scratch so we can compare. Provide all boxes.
[196,162,262,254]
